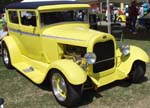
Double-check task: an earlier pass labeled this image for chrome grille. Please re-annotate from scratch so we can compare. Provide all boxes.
[93,40,115,73]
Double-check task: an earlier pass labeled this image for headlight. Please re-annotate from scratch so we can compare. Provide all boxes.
[121,44,130,56]
[84,52,96,64]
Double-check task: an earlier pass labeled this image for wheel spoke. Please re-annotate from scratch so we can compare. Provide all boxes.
[52,73,67,101]
[3,48,9,64]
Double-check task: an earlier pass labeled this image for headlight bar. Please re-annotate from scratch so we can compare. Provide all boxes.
[84,52,97,65]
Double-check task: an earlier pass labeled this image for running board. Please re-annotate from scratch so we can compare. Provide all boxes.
[13,55,50,84]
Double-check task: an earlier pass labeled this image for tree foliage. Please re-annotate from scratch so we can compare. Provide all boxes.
[0,0,21,8]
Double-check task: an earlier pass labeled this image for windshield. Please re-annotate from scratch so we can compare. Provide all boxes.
[40,9,89,26]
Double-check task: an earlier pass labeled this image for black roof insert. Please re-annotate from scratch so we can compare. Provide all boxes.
[6,1,85,9]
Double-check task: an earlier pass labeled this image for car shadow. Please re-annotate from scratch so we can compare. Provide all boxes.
[77,77,148,107]
[15,69,51,91]
[3,67,149,108]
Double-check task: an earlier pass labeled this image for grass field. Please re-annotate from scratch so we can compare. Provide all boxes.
[0,23,150,108]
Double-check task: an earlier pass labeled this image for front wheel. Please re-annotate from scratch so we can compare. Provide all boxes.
[128,61,146,83]
[2,43,13,69]
[50,70,82,107]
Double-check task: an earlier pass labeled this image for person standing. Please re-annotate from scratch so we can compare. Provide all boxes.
[129,1,139,34]
[143,0,148,15]
[139,5,144,18]
[113,8,119,23]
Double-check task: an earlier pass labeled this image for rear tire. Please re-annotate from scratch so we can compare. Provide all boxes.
[50,70,82,107]
[128,61,146,83]
[2,43,13,69]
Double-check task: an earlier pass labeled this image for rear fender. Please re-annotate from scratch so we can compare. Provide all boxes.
[2,36,22,65]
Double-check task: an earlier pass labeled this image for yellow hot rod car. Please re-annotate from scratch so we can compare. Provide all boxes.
[1,1,149,107]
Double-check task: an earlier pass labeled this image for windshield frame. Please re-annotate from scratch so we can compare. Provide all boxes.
[39,8,89,27]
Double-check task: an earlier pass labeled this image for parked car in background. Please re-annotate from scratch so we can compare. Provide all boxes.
[2,1,149,107]
[116,14,126,22]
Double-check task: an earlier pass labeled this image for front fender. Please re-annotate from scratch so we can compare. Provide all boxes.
[2,36,22,65]
[49,59,87,85]
[116,45,149,75]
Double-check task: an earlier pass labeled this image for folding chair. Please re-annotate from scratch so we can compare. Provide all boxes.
[111,23,124,41]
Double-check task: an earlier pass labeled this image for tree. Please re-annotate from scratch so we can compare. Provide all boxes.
[0,0,22,8]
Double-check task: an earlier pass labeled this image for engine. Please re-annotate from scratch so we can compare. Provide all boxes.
[63,45,86,62]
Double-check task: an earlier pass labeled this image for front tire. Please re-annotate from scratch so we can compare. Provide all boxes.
[2,43,13,69]
[128,61,146,83]
[50,70,82,107]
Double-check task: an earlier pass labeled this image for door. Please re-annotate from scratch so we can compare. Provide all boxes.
[19,10,42,61]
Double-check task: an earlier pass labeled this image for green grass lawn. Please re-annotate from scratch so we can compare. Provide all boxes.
[0,39,150,108]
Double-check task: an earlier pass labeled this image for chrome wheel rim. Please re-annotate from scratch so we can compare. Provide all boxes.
[3,48,9,65]
[52,73,67,101]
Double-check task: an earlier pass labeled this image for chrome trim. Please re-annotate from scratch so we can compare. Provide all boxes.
[94,57,115,64]
[52,73,67,101]
[20,31,40,37]
[8,28,86,41]
[3,48,9,65]
[9,28,40,37]
[43,35,85,41]
[9,28,20,33]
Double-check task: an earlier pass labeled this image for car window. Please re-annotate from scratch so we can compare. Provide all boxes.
[40,9,88,26]
[8,11,19,24]
[20,11,37,26]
